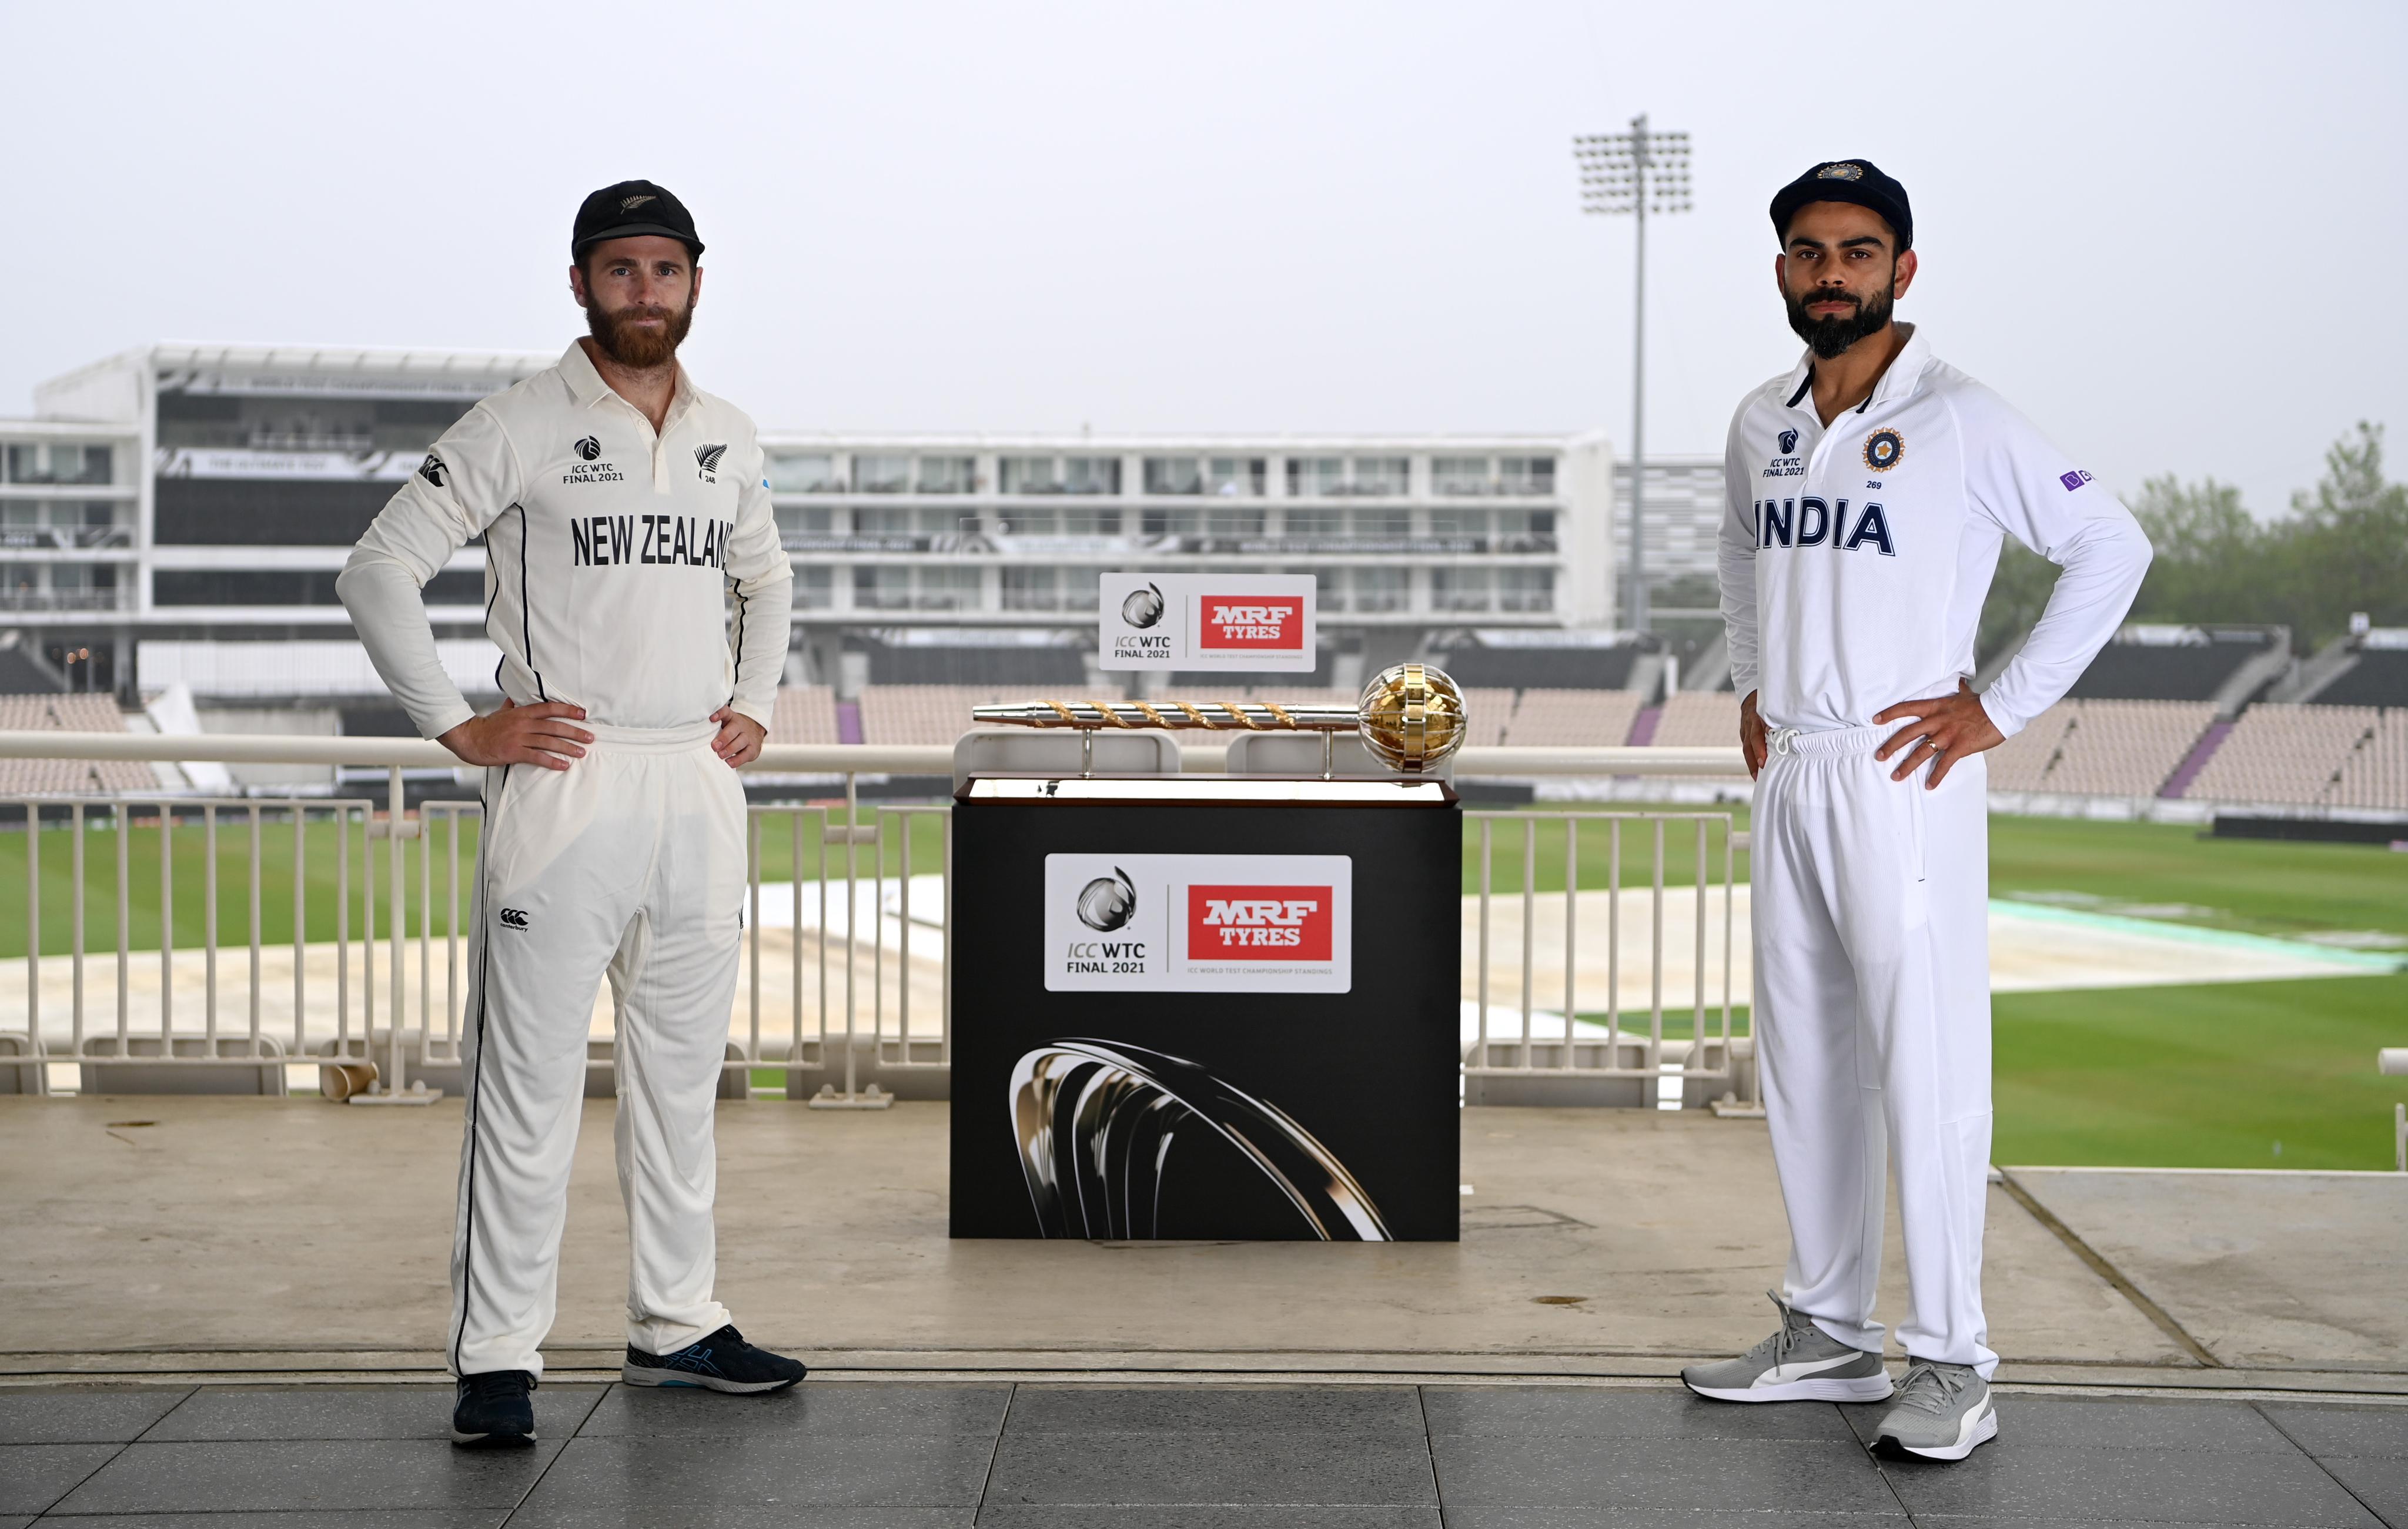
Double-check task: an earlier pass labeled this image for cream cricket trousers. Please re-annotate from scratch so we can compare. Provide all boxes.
[449,721,748,1379]
[1751,724,1998,1378]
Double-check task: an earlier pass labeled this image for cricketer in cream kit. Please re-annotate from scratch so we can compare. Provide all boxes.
[1717,324,2151,1379]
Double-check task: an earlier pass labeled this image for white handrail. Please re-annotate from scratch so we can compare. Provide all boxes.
[0,731,1747,778]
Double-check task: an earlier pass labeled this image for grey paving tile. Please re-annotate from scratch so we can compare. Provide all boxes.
[0,1516,26,1529]
[513,1434,995,1511]
[1445,1513,1906,1528]
[509,1508,971,1528]
[1004,1384,1426,1436]
[38,1514,509,1527]
[145,1383,604,1441]
[0,1386,188,1443]
[1908,1520,2375,1529]
[1429,1436,1895,1513]
[2261,1402,2408,1459]
[2316,1454,2408,1527]
[984,1429,1437,1507]
[1424,1387,1857,1443]
[978,1510,1441,1528]
[0,1443,121,1514]
[1871,1395,2296,1453]
[46,1438,564,1515]
[577,1380,1009,1437]
[1879,1444,2382,1526]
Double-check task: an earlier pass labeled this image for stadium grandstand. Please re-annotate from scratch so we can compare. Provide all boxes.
[0,692,154,794]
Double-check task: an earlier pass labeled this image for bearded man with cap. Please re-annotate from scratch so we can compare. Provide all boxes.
[1678,161,2151,1459]
[338,180,802,1447]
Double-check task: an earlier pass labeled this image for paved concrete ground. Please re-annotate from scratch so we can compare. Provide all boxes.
[1,1380,2404,1525]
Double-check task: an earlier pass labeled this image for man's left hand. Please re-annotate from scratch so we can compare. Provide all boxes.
[1871,679,2003,788]
[709,707,767,768]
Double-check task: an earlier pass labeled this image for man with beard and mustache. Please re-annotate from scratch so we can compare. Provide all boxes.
[1679,162,2150,1461]
[338,180,801,1447]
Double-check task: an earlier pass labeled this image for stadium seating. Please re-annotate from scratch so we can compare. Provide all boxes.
[1500,688,1638,747]
[1648,691,1741,749]
[2329,710,2408,811]
[0,694,156,795]
[766,685,841,746]
[2182,702,2380,807]
[1984,704,2073,792]
[855,685,1024,747]
[1457,688,1519,748]
[2031,700,2218,797]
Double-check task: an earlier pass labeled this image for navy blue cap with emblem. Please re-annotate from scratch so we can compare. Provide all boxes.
[1769,160,1911,253]
[572,179,704,261]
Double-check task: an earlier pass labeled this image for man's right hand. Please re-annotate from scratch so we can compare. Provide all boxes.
[437,698,593,771]
[1738,690,1769,779]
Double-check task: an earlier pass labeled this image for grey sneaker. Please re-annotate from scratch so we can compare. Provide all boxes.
[1681,1292,1893,1403]
[1872,1357,1997,1460]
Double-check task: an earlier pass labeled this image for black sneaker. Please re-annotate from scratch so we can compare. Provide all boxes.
[622,1324,807,1393]
[450,1369,536,1447]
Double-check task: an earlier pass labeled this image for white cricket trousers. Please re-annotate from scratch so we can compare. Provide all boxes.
[449,720,748,1380]
[1751,724,1997,1378]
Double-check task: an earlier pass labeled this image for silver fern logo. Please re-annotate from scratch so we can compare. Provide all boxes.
[694,443,727,481]
[1075,868,1138,932]
[620,193,657,212]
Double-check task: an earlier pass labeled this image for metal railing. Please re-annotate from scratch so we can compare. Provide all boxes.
[0,731,1748,1106]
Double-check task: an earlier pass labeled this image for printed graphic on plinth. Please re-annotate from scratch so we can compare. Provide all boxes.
[1043,852,1352,992]
[1096,572,1318,671]
[1009,1039,1391,1241]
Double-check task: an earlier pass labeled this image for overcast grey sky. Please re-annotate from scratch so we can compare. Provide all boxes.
[6,1,2401,517]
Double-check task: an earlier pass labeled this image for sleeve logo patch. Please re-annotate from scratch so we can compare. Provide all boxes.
[1861,429,1904,473]
[2059,469,2095,491]
[417,453,446,487]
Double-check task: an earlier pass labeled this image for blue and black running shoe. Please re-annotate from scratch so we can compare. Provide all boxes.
[450,1369,536,1447]
[622,1324,806,1393]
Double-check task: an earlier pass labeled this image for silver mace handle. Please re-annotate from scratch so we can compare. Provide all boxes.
[971,699,1361,732]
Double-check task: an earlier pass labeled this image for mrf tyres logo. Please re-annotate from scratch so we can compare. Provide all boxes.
[1188,884,1332,962]
[1198,595,1303,651]
[1066,868,1144,973]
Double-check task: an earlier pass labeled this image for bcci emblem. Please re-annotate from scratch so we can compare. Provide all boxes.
[1076,868,1138,932]
[1862,429,1905,473]
[1817,162,1865,181]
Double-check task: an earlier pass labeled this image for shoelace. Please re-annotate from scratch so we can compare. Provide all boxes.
[1743,1290,1815,1367]
[1891,1360,1972,1416]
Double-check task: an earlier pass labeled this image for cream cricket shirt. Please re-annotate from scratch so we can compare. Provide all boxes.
[1715,326,2152,737]
[339,340,792,740]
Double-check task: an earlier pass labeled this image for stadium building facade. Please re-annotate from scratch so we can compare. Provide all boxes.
[0,343,1737,700]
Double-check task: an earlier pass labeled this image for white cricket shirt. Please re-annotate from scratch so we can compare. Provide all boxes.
[339,340,793,740]
[1716,326,2151,737]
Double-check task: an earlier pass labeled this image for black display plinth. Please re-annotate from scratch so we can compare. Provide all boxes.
[948,775,1462,1242]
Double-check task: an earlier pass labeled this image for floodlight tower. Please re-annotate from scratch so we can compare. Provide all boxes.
[1574,114,1690,635]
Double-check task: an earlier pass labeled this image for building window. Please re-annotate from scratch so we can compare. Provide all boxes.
[1283,508,1340,538]
[915,566,982,610]
[1352,456,1409,496]
[1001,567,1059,611]
[1140,507,1201,538]
[1432,568,1493,613]
[997,507,1055,536]
[1428,507,1489,538]
[1350,567,1408,613]
[768,453,840,492]
[1495,507,1557,546]
[1499,568,1554,612]
[1208,457,1266,496]
[775,505,834,540]
[1287,457,1344,497]
[1063,507,1122,536]
[1433,456,1491,496]
[999,456,1060,494]
[1143,457,1204,496]
[1499,456,1556,496]
[1206,506,1265,538]
[0,500,128,550]
[1065,567,1102,611]
[852,566,911,610]
[793,565,833,610]
[3,443,112,486]
[1307,567,1345,612]
[1062,457,1120,495]
[1351,508,1409,540]
[855,454,912,493]
[918,455,975,493]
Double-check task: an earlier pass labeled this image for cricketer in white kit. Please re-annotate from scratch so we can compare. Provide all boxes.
[1681,160,2151,1461]
[337,180,804,1447]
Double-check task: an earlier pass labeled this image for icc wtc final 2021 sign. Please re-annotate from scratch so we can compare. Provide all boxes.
[1096,572,1319,673]
[1042,852,1353,993]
